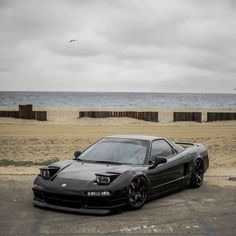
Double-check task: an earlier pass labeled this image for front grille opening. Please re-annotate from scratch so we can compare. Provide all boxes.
[34,191,126,209]
[34,190,44,201]
[44,192,85,209]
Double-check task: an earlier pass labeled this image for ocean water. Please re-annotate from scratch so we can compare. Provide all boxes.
[0,92,235,109]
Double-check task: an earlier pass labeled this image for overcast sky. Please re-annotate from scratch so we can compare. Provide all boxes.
[0,0,235,93]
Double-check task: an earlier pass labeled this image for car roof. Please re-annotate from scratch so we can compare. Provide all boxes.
[105,135,164,142]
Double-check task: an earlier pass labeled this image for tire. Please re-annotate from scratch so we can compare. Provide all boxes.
[190,159,204,188]
[127,176,148,210]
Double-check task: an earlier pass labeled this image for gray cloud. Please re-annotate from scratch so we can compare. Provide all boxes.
[0,0,235,92]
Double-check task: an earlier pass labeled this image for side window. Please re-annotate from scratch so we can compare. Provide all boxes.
[151,140,174,159]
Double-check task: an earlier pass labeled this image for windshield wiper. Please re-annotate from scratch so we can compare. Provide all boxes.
[92,160,122,165]
[75,157,84,162]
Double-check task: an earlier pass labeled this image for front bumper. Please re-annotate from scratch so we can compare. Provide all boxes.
[32,187,127,214]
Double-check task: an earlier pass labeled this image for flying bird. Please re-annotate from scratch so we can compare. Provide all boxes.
[69,39,77,43]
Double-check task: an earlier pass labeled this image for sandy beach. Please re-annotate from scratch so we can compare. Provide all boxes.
[0,108,235,177]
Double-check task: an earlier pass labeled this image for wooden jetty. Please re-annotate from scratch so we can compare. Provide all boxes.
[173,112,202,123]
[1,106,236,123]
[0,105,47,121]
[79,111,159,122]
[207,112,236,122]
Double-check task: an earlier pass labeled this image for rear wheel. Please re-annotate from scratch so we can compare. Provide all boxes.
[127,176,147,210]
[190,159,204,188]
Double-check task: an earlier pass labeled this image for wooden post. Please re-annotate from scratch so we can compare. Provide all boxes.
[34,111,47,121]
[207,112,236,122]
[19,104,33,119]
[173,112,202,122]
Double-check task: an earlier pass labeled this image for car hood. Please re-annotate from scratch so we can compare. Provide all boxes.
[56,160,136,181]
[43,160,142,191]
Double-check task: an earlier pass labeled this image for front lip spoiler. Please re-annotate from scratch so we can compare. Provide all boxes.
[33,199,126,215]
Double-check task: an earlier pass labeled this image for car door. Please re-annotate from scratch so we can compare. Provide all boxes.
[147,139,184,195]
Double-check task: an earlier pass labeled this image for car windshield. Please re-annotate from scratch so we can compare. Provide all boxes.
[78,138,149,165]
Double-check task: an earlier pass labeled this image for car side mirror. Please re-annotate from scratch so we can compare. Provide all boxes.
[148,156,167,170]
[74,151,81,159]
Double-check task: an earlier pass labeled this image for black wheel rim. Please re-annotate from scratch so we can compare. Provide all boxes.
[128,177,147,208]
[193,159,204,186]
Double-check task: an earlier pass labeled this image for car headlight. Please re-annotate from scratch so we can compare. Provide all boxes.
[40,168,50,180]
[40,166,60,180]
[96,175,110,185]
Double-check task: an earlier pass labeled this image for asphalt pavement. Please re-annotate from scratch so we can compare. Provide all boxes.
[0,175,235,235]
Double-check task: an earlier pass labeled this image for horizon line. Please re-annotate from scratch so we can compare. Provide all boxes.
[0,90,235,95]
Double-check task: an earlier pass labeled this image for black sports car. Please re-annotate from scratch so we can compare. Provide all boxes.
[32,135,209,214]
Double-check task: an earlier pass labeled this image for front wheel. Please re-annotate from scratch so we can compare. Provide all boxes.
[127,176,147,210]
[190,159,204,188]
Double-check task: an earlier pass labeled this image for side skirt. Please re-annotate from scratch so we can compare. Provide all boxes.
[147,176,189,200]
